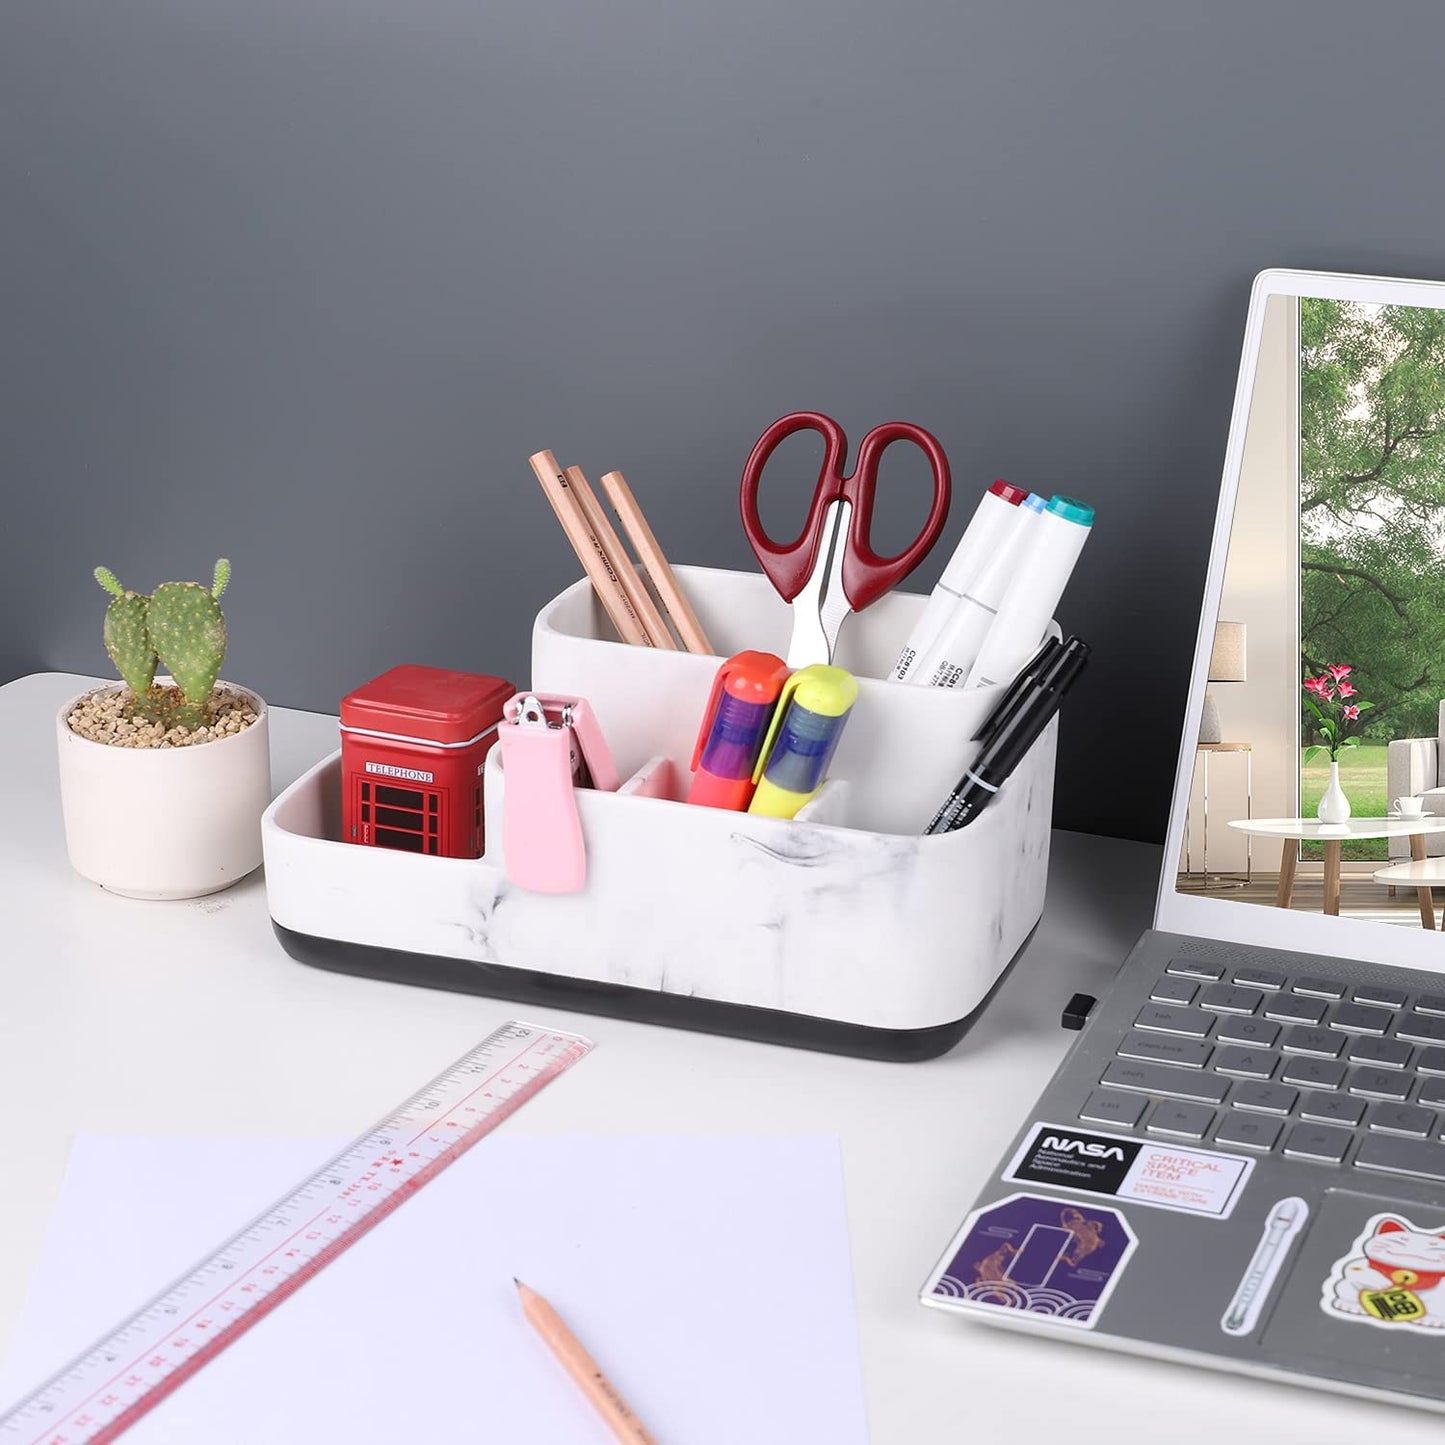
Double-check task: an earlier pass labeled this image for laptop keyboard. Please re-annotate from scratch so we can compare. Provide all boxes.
[1079,955,1445,1182]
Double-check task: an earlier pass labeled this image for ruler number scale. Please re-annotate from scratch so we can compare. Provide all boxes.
[0,1021,592,1445]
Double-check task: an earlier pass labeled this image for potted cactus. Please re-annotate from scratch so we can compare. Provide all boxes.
[55,559,272,899]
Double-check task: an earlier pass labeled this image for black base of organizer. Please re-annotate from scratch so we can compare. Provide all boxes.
[272,921,1037,1062]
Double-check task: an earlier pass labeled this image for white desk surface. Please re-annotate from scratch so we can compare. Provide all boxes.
[3,671,1439,1443]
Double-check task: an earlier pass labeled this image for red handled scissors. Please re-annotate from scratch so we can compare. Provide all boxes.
[739,410,952,667]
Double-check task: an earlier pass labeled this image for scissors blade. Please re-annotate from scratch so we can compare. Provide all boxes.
[785,500,851,668]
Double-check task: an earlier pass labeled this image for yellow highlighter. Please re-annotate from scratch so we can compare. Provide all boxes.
[748,664,859,819]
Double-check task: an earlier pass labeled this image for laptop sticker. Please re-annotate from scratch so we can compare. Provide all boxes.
[1004,1124,1253,1219]
[1220,1196,1309,1336]
[925,1191,1137,1329]
[1321,1211,1445,1331]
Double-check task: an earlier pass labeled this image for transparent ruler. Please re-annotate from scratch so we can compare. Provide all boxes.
[0,1020,592,1445]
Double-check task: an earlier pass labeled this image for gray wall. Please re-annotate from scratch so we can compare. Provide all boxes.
[5,0,1445,842]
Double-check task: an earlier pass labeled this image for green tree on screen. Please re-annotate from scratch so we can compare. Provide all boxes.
[1301,298,1445,740]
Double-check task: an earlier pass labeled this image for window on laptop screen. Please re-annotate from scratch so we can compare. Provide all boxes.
[1173,284,1445,933]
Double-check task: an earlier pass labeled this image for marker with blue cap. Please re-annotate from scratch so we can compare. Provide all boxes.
[910,492,1048,689]
[965,495,1094,691]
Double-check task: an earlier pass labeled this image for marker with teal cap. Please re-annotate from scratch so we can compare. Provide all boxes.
[965,494,1094,691]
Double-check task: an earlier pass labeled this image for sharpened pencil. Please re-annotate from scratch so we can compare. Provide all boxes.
[515,1278,659,1444]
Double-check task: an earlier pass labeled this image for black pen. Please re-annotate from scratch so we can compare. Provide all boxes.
[925,637,1090,835]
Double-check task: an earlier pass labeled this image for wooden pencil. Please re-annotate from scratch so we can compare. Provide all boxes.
[527,450,652,647]
[600,470,714,655]
[564,465,677,650]
[515,1279,659,1444]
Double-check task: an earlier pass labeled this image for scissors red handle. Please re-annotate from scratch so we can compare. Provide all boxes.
[739,410,952,610]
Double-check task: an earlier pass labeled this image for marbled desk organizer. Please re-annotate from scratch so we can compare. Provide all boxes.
[264,567,1057,1061]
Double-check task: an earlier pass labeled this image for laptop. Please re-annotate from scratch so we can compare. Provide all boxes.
[922,268,1445,1411]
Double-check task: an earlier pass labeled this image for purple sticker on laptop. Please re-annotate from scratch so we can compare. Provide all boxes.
[923,1192,1138,1329]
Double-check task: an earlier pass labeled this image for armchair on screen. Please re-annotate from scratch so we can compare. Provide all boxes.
[1387,703,1445,859]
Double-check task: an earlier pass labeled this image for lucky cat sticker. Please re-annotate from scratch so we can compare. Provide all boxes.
[1321,1211,1445,1331]
[921,1192,1138,1329]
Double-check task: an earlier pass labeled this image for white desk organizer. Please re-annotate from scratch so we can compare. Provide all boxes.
[264,567,1058,1060]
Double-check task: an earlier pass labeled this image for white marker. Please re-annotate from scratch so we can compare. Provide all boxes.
[1221,1196,1309,1336]
[965,495,1094,691]
[890,480,1031,682]
[909,492,1047,689]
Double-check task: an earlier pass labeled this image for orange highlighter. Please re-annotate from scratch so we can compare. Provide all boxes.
[687,651,791,810]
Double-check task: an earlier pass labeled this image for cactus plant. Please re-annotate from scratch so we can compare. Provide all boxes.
[92,560,231,729]
[94,567,157,697]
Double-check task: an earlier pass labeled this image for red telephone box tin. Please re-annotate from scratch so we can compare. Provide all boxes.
[340,665,515,859]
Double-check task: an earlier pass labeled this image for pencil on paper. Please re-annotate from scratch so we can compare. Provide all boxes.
[527,450,652,647]
[564,464,677,650]
[515,1278,659,1445]
[601,470,715,655]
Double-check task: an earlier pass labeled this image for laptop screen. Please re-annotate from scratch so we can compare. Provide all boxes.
[1156,271,1445,974]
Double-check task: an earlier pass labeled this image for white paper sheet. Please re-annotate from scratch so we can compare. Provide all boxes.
[0,1133,867,1443]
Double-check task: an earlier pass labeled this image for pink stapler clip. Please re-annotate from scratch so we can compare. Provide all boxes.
[496,694,619,894]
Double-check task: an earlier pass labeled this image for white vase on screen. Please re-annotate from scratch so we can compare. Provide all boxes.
[1317,762,1351,826]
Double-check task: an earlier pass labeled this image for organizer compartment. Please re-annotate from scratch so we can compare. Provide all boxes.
[534,565,1043,836]
[264,566,1061,1061]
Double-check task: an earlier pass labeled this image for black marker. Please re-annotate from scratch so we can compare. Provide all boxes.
[973,635,1063,750]
[925,637,1090,835]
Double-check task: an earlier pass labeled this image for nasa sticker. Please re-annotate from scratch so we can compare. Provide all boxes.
[1321,1211,1445,1332]
[1004,1123,1253,1220]
[923,1191,1138,1329]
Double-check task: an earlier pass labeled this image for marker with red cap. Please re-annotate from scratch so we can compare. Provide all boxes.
[890,480,1031,682]
[687,650,791,810]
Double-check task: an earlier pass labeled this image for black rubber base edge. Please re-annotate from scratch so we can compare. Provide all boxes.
[272,919,1038,1063]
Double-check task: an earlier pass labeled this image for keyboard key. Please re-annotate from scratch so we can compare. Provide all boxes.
[1369,1103,1437,1138]
[1347,1036,1413,1070]
[1266,995,1328,1026]
[1418,1077,1445,1109]
[1234,966,1287,990]
[1348,1066,1413,1101]
[1396,1013,1445,1045]
[1215,1114,1284,1151]
[1117,1032,1212,1068]
[1294,977,1346,1000]
[1147,1102,1216,1140]
[1281,1026,1345,1059]
[1232,1081,1298,1115]
[1281,1057,1348,1090]
[1217,1017,1281,1048]
[1080,1090,1147,1128]
[1300,1092,1365,1127]
[1417,1047,1445,1076]
[1101,1061,1230,1104]
[1284,1123,1353,1164]
[1200,984,1263,1015]
[1134,1004,1213,1038]
[1356,1134,1445,1183]
[1354,984,1409,1009]
[1150,977,1199,1006]
[1168,957,1225,981]
[1214,1046,1278,1080]
[1416,994,1445,1017]
[1330,1002,1392,1035]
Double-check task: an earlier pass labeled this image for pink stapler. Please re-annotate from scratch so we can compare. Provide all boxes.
[496,693,619,893]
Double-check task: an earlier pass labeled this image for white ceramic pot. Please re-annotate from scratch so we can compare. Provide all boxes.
[56,680,272,900]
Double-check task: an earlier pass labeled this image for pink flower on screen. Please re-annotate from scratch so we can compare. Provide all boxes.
[1327,663,1353,682]
[1343,704,1361,720]
[1303,676,1331,697]
[1336,680,1357,698]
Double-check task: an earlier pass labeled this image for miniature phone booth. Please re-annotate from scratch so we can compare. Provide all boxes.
[340,666,514,859]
